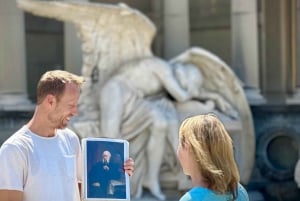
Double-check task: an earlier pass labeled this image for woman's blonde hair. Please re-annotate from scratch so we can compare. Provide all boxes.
[179,113,240,199]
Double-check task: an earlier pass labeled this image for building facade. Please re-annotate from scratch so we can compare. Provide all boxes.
[1,0,300,200]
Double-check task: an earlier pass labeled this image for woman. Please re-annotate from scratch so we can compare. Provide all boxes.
[177,114,249,201]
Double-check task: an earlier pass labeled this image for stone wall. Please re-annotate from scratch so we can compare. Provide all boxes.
[0,111,33,145]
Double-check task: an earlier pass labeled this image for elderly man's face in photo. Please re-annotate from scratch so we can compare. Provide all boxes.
[102,151,111,163]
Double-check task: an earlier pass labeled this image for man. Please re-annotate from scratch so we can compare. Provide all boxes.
[0,70,134,201]
[88,150,122,198]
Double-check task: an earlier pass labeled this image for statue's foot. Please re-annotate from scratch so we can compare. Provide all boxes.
[151,191,166,201]
[133,186,143,199]
[143,180,166,200]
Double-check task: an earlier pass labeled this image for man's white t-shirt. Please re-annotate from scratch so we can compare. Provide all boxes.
[0,125,82,201]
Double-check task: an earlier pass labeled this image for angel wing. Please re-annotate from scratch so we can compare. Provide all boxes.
[17,0,156,85]
[170,47,255,184]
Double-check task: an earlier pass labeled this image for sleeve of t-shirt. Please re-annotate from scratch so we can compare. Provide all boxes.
[76,139,82,183]
[67,129,82,184]
[0,143,26,191]
[238,183,250,201]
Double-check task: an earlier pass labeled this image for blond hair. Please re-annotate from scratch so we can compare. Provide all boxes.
[179,113,240,199]
[36,70,84,104]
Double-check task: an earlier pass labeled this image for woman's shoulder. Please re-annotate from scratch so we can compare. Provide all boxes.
[179,184,249,201]
[179,187,210,201]
[237,183,250,201]
[180,187,227,201]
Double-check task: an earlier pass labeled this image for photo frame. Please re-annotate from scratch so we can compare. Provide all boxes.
[82,138,130,201]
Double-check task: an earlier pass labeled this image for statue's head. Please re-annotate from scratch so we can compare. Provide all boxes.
[173,63,203,97]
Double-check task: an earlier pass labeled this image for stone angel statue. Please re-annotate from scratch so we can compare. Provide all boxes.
[18,0,255,200]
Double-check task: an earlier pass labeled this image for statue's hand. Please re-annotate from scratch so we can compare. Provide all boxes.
[225,108,239,119]
[215,96,232,112]
[215,96,238,118]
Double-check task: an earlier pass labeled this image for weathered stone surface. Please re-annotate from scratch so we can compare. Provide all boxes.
[18,1,255,200]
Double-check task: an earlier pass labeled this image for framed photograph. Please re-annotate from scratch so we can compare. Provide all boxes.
[82,137,130,201]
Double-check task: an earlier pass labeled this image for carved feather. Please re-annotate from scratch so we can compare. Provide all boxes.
[17,0,156,84]
[18,0,255,185]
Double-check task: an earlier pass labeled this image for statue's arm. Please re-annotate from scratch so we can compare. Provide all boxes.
[193,90,237,118]
[154,63,190,102]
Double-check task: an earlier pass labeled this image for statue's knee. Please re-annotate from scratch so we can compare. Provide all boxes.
[153,118,168,131]
[150,109,169,131]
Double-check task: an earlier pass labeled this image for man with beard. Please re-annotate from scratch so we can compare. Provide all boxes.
[0,70,134,201]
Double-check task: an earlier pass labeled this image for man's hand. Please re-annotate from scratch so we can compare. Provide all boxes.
[123,158,134,177]
[0,190,23,201]
[103,165,110,171]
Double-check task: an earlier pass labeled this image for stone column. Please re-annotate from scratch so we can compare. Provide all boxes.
[296,0,300,88]
[63,0,87,75]
[231,0,264,104]
[0,1,32,110]
[163,0,190,59]
[261,0,297,104]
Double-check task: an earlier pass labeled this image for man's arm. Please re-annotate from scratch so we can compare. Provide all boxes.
[0,190,23,201]
[0,145,25,201]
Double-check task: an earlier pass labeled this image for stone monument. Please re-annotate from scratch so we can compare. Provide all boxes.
[18,0,255,200]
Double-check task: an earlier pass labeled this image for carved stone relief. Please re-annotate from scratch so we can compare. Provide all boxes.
[18,1,255,200]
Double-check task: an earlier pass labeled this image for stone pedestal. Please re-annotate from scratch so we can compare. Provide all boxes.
[0,94,34,111]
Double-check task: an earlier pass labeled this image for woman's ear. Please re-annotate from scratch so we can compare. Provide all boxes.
[183,141,191,151]
[187,144,193,152]
[185,142,195,154]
